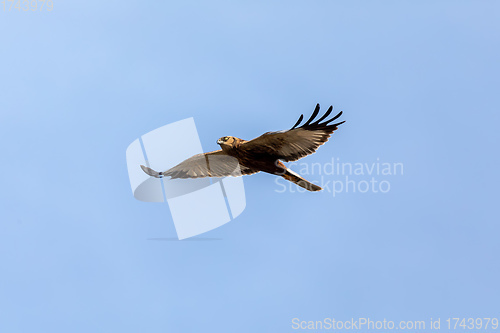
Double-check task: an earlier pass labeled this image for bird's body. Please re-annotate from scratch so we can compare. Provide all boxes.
[141,104,345,192]
[218,138,280,174]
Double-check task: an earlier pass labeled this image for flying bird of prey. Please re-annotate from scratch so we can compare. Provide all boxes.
[141,104,345,191]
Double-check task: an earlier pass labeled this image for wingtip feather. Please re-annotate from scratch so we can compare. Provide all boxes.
[291,114,304,129]
[303,104,321,126]
[140,165,162,178]
[326,111,343,124]
[312,105,333,125]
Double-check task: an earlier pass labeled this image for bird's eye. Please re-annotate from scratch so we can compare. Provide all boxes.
[224,137,228,141]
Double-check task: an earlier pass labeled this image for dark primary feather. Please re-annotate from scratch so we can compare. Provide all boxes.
[312,105,333,124]
[293,103,344,129]
[241,104,345,162]
[303,103,320,126]
[290,114,304,130]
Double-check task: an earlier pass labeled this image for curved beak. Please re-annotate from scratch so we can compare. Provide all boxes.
[217,139,222,145]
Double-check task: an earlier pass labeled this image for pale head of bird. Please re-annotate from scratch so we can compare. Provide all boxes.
[217,136,242,150]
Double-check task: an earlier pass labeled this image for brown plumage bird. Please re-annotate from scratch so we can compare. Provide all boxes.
[140,104,345,191]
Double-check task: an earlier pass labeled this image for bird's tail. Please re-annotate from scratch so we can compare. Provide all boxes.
[281,168,322,192]
[140,165,163,178]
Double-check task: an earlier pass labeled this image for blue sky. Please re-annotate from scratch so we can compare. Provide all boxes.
[1,1,499,332]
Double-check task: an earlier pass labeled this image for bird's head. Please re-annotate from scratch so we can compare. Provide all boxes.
[217,136,241,149]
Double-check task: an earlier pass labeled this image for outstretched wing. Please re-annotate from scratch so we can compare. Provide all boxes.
[241,104,345,162]
[141,150,258,179]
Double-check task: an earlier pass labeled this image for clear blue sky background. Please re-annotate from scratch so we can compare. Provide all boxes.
[1,1,499,332]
